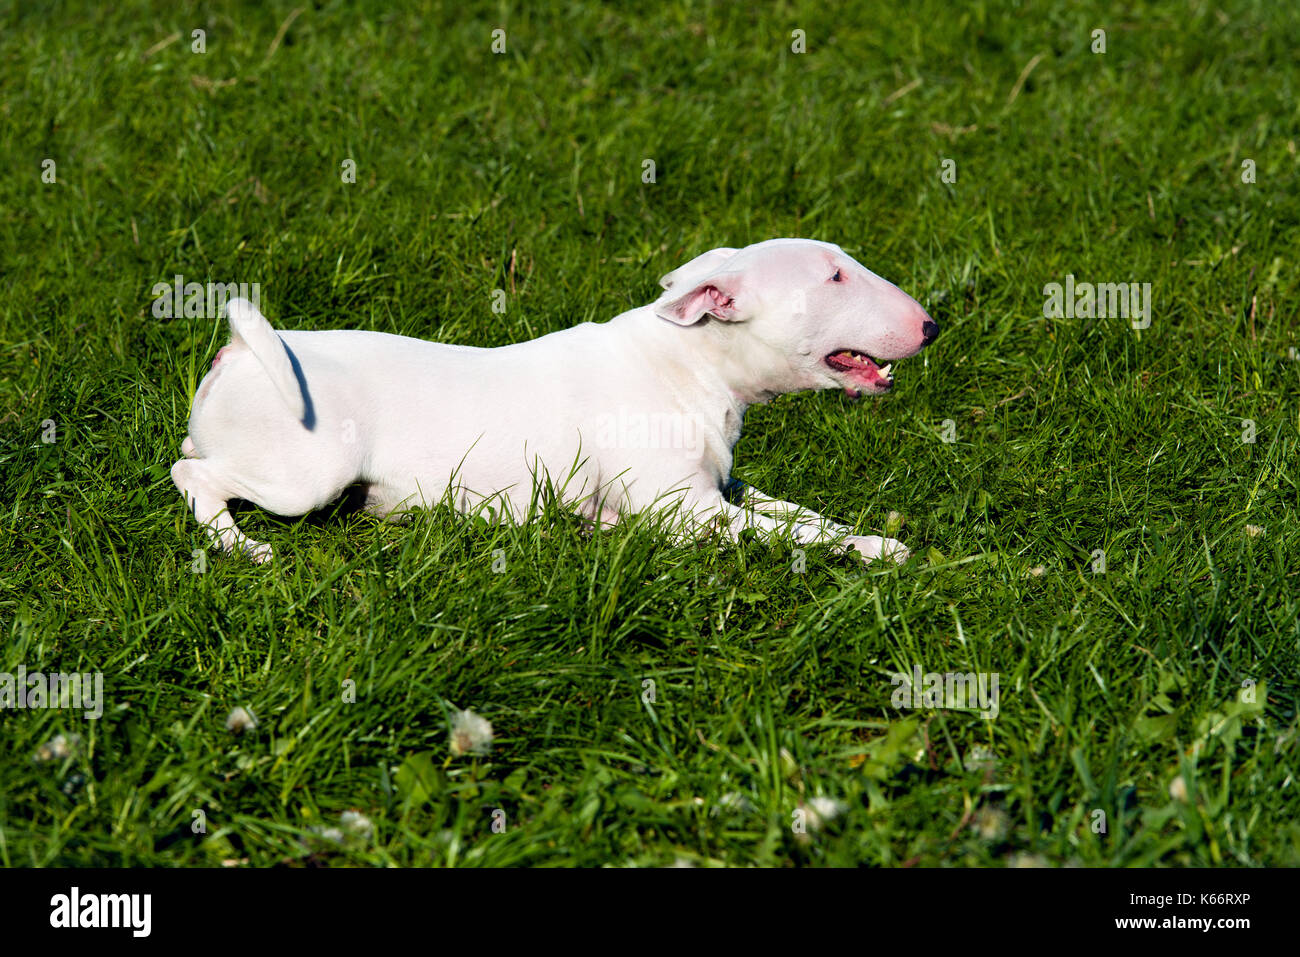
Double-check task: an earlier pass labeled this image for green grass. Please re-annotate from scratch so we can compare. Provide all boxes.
[2,0,1298,867]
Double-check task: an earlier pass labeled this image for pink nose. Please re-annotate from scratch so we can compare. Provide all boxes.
[899,297,936,348]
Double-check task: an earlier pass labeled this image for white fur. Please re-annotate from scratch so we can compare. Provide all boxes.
[172,238,936,563]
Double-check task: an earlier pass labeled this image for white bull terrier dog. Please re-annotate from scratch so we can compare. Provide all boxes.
[172,238,938,564]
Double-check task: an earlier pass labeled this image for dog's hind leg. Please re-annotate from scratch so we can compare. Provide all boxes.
[171,458,274,563]
[181,436,199,458]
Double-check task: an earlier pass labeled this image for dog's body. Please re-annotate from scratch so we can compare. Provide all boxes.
[172,239,937,562]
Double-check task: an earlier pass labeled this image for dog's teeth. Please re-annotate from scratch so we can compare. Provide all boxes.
[878,364,892,377]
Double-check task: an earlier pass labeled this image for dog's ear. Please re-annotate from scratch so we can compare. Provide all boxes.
[653,271,746,326]
[658,247,738,290]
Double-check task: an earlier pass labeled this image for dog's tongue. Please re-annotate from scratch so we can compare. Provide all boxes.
[827,350,892,396]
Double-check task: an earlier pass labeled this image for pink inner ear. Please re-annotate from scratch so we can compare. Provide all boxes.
[679,284,735,322]
[703,285,732,313]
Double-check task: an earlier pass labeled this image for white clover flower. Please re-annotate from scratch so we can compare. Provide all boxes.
[803,796,847,830]
[310,826,345,845]
[449,708,493,756]
[711,791,754,817]
[1169,775,1188,802]
[340,810,373,839]
[974,806,1008,842]
[964,746,996,772]
[225,706,257,734]
[34,733,80,763]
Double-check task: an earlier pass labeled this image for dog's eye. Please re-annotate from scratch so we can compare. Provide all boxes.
[830,269,843,283]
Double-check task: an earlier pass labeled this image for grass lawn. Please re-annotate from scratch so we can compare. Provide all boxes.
[1,0,1298,867]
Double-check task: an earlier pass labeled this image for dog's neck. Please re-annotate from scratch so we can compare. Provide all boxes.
[602,305,824,489]
[619,306,808,411]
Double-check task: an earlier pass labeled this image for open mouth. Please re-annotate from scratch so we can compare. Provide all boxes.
[824,350,894,397]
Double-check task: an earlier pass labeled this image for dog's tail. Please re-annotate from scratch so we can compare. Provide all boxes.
[224,298,307,421]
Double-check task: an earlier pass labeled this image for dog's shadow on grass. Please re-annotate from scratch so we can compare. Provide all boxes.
[229,483,373,536]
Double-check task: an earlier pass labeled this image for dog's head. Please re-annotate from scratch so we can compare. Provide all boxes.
[654,239,937,397]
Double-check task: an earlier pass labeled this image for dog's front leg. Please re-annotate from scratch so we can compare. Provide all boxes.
[718,480,910,563]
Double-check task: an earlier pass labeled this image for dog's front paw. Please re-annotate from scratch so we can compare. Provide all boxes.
[243,541,274,564]
[842,535,910,564]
